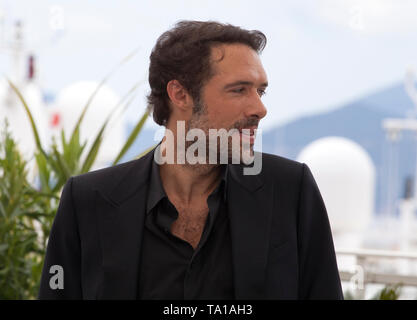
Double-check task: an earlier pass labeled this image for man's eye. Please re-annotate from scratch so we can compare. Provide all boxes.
[232,88,245,93]
[258,89,267,97]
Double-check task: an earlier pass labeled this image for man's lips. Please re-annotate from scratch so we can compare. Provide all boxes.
[238,126,257,136]
[238,126,257,144]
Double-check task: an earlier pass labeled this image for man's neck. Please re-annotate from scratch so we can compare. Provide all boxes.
[159,161,223,206]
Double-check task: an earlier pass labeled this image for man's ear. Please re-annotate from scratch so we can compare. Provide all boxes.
[166,80,193,113]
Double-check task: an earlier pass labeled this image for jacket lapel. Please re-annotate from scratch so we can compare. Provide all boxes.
[227,159,274,299]
[95,149,155,299]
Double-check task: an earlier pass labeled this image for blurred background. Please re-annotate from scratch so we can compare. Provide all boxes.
[1,0,417,299]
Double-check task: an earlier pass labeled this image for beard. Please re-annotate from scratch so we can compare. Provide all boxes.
[184,99,258,166]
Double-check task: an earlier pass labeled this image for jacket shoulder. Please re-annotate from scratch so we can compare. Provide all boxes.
[73,158,139,186]
[259,152,305,182]
[70,150,154,197]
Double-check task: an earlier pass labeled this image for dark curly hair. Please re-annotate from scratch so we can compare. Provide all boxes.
[147,20,267,126]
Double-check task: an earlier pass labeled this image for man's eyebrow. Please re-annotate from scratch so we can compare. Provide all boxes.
[223,81,268,89]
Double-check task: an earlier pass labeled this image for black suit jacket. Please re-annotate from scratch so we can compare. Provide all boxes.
[38,148,343,300]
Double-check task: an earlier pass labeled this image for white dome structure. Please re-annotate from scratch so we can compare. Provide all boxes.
[296,136,376,242]
[0,79,49,159]
[52,81,125,169]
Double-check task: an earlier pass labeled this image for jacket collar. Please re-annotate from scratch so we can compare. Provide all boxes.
[105,148,155,206]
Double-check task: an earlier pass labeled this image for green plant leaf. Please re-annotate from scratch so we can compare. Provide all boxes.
[0,243,9,253]
[0,201,6,219]
[10,206,24,220]
[70,47,141,142]
[34,152,51,193]
[51,145,71,182]
[6,79,47,157]
[80,82,141,173]
[80,127,104,173]
[112,110,148,165]
[370,284,402,300]
[0,267,10,276]
[104,80,144,129]
[135,144,157,159]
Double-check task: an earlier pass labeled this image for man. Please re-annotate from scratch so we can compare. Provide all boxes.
[39,20,343,300]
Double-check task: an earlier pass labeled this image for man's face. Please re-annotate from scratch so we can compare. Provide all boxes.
[187,43,268,163]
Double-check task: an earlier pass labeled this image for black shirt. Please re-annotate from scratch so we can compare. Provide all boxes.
[137,160,234,299]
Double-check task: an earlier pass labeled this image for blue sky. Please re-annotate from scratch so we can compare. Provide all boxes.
[1,0,417,130]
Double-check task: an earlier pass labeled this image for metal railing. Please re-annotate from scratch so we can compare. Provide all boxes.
[336,248,417,299]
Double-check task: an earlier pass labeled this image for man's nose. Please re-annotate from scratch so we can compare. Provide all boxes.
[245,91,267,120]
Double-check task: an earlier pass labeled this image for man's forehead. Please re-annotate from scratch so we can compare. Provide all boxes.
[209,43,267,82]
[210,43,258,66]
